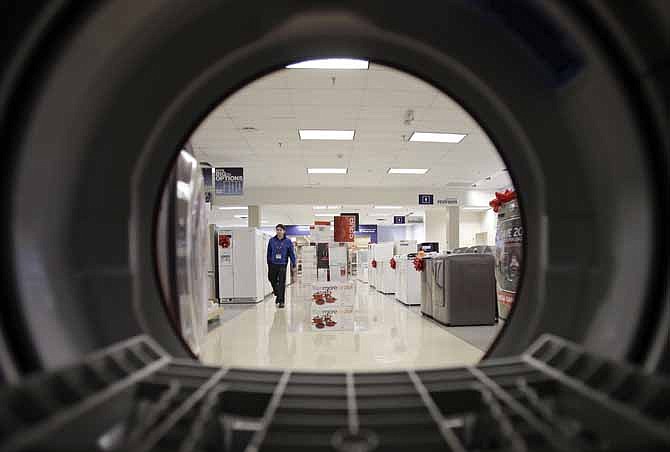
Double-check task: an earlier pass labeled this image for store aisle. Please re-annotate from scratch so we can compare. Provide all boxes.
[201,280,487,371]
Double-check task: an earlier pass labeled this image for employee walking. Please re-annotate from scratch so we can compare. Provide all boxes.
[267,224,296,308]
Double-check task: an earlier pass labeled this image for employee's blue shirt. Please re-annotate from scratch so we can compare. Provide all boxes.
[267,236,297,267]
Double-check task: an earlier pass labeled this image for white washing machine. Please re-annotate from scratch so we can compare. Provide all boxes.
[357,249,369,283]
[374,242,395,294]
[394,255,406,302]
[419,252,441,317]
[394,240,417,255]
[368,243,377,288]
[395,254,421,306]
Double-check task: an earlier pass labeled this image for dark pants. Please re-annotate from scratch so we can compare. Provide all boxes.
[268,264,287,303]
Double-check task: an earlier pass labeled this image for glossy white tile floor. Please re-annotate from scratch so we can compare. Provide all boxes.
[201,280,492,371]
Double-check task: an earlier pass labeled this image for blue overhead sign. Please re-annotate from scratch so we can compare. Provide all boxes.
[393,216,406,224]
[419,194,434,205]
[284,225,311,236]
[356,224,378,243]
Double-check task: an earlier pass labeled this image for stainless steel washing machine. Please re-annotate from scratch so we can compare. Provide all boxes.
[420,256,436,318]
[431,254,497,326]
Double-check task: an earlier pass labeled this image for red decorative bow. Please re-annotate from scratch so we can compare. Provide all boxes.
[390,258,396,269]
[413,256,424,271]
[371,259,377,269]
[489,189,517,213]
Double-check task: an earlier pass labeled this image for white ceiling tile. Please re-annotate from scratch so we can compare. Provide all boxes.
[291,89,365,106]
[191,64,505,192]
[362,89,434,108]
[226,89,291,107]
[284,70,367,90]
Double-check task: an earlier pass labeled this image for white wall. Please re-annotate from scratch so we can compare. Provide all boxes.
[459,211,485,247]
[424,209,447,251]
[377,224,424,243]
[481,209,497,246]
[457,209,498,246]
[410,223,426,243]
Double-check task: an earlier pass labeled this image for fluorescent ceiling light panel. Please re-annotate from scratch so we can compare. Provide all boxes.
[286,59,369,69]
[314,213,335,217]
[409,132,467,143]
[234,214,248,219]
[218,206,248,210]
[387,168,429,174]
[374,205,403,209]
[299,130,355,140]
[313,205,342,210]
[307,168,348,174]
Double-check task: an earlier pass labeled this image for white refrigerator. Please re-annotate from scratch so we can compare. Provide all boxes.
[395,254,421,306]
[216,227,273,303]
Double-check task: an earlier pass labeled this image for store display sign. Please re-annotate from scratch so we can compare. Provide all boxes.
[215,167,244,195]
[436,197,459,206]
[310,225,332,243]
[356,224,378,243]
[310,283,355,331]
[310,283,355,307]
[284,225,311,236]
[334,216,356,242]
[393,216,406,224]
[418,194,434,205]
[316,243,330,269]
[340,213,359,231]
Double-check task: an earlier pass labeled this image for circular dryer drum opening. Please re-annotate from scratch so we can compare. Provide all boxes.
[2,0,667,413]
[157,61,523,369]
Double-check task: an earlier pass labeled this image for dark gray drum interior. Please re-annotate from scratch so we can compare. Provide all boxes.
[0,1,669,450]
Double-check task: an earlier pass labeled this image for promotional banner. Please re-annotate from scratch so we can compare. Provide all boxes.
[310,306,354,331]
[334,216,355,242]
[310,283,355,331]
[215,167,244,195]
[316,243,330,269]
[355,224,378,243]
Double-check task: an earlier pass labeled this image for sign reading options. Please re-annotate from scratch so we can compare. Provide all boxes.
[215,167,244,195]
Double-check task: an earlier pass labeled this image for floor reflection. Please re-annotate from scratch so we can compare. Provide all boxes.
[201,280,493,371]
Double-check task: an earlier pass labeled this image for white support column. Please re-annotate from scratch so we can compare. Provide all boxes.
[248,205,261,228]
[424,208,448,252]
[447,206,460,250]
